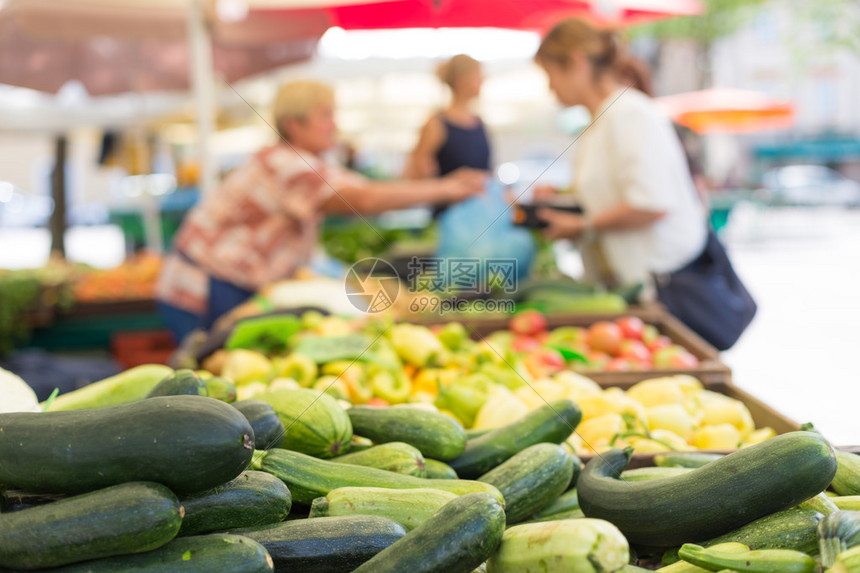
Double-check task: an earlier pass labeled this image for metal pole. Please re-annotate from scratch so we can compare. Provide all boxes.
[188,0,217,196]
[49,134,68,257]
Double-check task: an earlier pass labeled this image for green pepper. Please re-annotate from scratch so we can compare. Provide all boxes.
[389,324,448,367]
[434,372,495,428]
[225,314,302,353]
[369,368,411,405]
[300,310,326,330]
[479,362,527,391]
[436,322,469,351]
[276,353,319,387]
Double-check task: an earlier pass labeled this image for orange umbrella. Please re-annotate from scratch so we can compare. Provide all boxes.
[655,88,795,134]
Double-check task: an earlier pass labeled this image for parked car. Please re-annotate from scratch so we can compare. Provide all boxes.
[761,165,860,207]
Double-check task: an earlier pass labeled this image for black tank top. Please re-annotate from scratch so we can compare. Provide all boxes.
[433,116,491,217]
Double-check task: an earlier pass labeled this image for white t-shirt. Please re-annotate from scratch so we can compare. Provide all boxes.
[572,88,708,286]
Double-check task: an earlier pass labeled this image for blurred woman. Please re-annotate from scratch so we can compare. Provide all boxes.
[533,18,708,291]
[404,55,490,215]
[156,80,484,342]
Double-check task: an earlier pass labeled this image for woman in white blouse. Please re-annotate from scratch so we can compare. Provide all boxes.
[533,18,707,292]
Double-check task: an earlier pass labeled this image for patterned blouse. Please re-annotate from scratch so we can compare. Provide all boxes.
[156,144,363,314]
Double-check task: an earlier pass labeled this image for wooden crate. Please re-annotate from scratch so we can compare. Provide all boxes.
[579,379,801,469]
[422,306,731,385]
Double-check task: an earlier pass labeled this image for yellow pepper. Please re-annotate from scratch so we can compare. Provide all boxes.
[315,316,355,336]
[698,391,755,439]
[577,413,626,446]
[472,392,528,430]
[389,324,449,368]
[221,349,273,386]
[649,429,695,451]
[741,427,776,447]
[552,371,603,401]
[313,375,349,401]
[627,377,687,408]
[513,379,569,411]
[321,361,372,404]
[692,423,742,450]
[645,404,697,442]
[236,381,268,401]
[411,368,459,397]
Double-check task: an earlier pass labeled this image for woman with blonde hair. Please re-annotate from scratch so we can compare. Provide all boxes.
[533,19,754,349]
[156,80,484,341]
[404,55,491,215]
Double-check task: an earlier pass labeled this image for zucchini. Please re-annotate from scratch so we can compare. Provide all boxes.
[0,482,182,570]
[478,443,574,523]
[834,497,860,511]
[678,543,816,573]
[256,389,353,458]
[448,400,582,479]
[532,488,579,520]
[525,508,585,523]
[424,459,459,479]
[654,452,724,468]
[178,471,292,536]
[233,400,285,451]
[830,544,860,572]
[658,542,753,572]
[45,534,273,573]
[253,448,505,506]
[834,450,860,496]
[0,396,255,494]
[486,518,629,573]
[702,508,822,554]
[309,487,457,530]
[203,376,238,403]
[347,406,467,461]
[229,514,406,573]
[819,510,860,568]
[44,364,173,411]
[353,492,506,573]
[621,466,693,481]
[334,442,427,477]
[798,491,839,515]
[569,452,583,488]
[577,431,838,547]
[145,369,207,398]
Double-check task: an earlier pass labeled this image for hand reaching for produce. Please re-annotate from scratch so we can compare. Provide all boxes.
[441,167,487,203]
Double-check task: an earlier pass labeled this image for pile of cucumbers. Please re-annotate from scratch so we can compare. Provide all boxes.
[3,365,860,573]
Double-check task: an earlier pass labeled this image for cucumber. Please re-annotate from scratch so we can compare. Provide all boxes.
[702,508,822,553]
[525,508,585,523]
[347,406,467,461]
[0,396,255,494]
[654,452,724,468]
[45,534,273,573]
[833,496,860,510]
[532,488,579,520]
[621,466,693,481]
[309,487,458,530]
[424,459,459,479]
[233,400,285,451]
[256,389,353,458]
[659,542,752,572]
[203,376,238,403]
[353,492,506,573]
[229,514,406,573]
[44,364,173,411]
[833,450,860,496]
[334,442,427,477]
[577,431,838,547]
[178,471,292,536]
[253,448,505,506]
[678,543,816,573]
[486,518,629,573]
[146,369,207,398]
[798,491,839,515]
[0,482,182,570]
[448,400,582,479]
[478,443,574,523]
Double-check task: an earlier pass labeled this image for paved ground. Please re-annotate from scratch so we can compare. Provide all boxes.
[722,205,860,446]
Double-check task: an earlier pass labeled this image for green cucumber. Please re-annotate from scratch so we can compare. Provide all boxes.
[678,543,816,573]
[44,364,173,411]
[347,406,467,461]
[833,496,860,510]
[334,442,427,477]
[353,492,506,573]
[0,482,181,570]
[232,400,285,451]
[309,487,457,530]
[833,450,860,496]
[658,542,751,572]
[0,396,255,494]
[654,452,724,468]
[229,514,406,573]
[423,459,459,479]
[203,376,238,403]
[621,466,693,481]
[532,488,579,520]
[478,443,574,523]
[448,400,582,479]
[178,471,292,536]
[486,518,629,573]
[798,491,839,515]
[45,534,273,573]
[256,389,353,458]
[145,369,207,398]
[525,508,585,523]
[577,431,838,547]
[253,448,505,506]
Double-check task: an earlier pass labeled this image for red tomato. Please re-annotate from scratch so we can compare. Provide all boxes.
[509,310,548,336]
[615,316,645,340]
[646,335,673,353]
[605,358,633,372]
[511,336,541,353]
[587,321,624,356]
[618,339,652,363]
